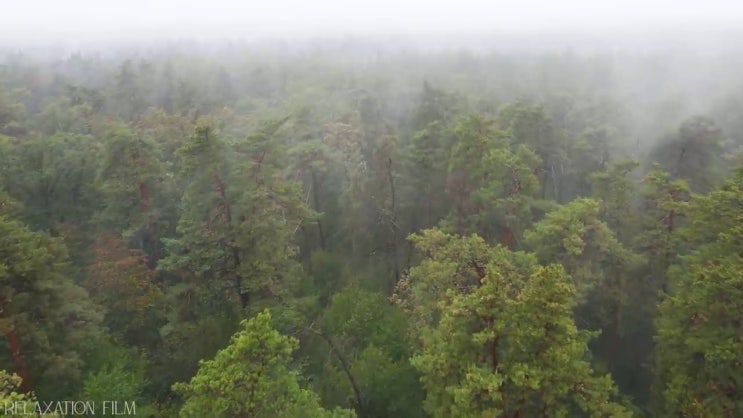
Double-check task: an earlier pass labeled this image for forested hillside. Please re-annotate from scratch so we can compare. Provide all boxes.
[0,40,741,417]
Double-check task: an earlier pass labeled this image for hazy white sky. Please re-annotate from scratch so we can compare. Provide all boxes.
[3,0,743,43]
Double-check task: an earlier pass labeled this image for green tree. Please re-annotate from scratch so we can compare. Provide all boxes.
[588,160,640,245]
[497,101,568,202]
[397,229,630,417]
[98,127,163,261]
[311,285,424,418]
[654,166,743,417]
[399,121,453,233]
[79,334,154,417]
[524,198,639,298]
[0,370,60,418]
[174,310,355,418]
[443,115,541,246]
[444,115,503,236]
[524,198,643,375]
[0,204,103,398]
[156,121,310,390]
[647,116,727,193]
[160,121,308,312]
[0,133,102,234]
[0,88,27,137]
[636,164,691,293]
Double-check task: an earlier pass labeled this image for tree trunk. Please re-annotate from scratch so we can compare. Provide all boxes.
[310,170,327,251]
[5,330,31,393]
[311,329,365,418]
[0,297,31,393]
[138,182,160,263]
[387,157,400,292]
[607,304,622,374]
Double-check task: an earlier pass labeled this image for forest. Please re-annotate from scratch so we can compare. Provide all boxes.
[0,33,742,417]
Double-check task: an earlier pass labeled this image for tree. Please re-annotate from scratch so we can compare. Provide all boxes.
[396,229,630,417]
[156,121,310,390]
[311,285,424,418]
[0,88,27,137]
[323,121,370,260]
[289,138,338,255]
[444,115,504,237]
[399,121,452,234]
[174,310,355,418]
[439,115,543,247]
[566,124,628,199]
[0,205,103,398]
[636,164,691,294]
[0,370,60,418]
[86,232,164,347]
[524,198,643,376]
[497,102,568,202]
[410,81,458,131]
[647,116,727,193]
[98,127,163,261]
[0,133,102,234]
[114,60,145,120]
[160,121,308,311]
[79,334,154,417]
[476,144,541,247]
[524,198,639,297]
[588,160,640,245]
[654,166,743,417]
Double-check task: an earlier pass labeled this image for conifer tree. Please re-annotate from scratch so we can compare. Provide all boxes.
[0,200,102,397]
[174,310,355,418]
[396,229,630,417]
[654,166,743,417]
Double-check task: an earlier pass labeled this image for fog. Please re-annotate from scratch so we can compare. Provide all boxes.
[3,0,743,49]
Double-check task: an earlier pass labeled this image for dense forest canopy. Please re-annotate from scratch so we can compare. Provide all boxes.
[0,12,742,418]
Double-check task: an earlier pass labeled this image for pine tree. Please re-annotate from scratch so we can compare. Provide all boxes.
[396,229,630,417]
[98,127,163,261]
[174,310,355,418]
[156,121,310,387]
[654,166,743,417]
[0,203,103,397]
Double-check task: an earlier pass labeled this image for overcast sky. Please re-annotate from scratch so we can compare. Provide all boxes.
[3,0,743,45]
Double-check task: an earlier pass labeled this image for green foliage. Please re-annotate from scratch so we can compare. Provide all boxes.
[0,88,27,137]
[157,121,311,394]
[317,286,425,417]
[0,208,103,398]
[399,230,630,417]
[589,160,640,243]
[654,167,743,417]
[3,42,743,415]
[0,370,31,401]
[497,101,569,202]
[160,122,308,309]
[80,335,154,417]
[524,198,640,297]
[400,121,453,231]
[443,115,541,244]
[636,164,691,291]
[97,126,163,252]
[0,133,102,232]
[0,370,60,418]
[323,287,398,350]
[648,116,728,193]
[174,310,355,418]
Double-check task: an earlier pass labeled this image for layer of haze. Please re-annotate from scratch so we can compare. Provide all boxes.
[3,0,743,50]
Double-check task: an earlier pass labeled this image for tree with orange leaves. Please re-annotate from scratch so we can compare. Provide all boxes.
[87,232,164,347]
